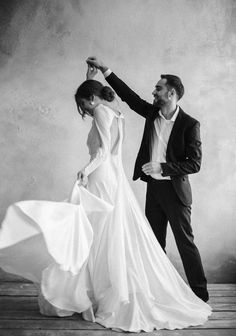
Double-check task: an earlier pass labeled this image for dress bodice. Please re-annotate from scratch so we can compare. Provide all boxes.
[83,104,124,176]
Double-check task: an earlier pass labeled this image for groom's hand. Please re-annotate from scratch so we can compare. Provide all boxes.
[86,56,108,73]
[142,162,162,175]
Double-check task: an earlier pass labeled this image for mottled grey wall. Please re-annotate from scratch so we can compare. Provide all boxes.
[0,0,236,283]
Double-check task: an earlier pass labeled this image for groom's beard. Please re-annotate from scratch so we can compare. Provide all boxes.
[153,97,165,107]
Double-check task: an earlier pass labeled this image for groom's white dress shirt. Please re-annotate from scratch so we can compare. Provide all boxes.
[150,108,179,180]
[103,69,179,180]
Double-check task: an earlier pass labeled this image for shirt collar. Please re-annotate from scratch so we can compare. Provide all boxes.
[158,106,179,122]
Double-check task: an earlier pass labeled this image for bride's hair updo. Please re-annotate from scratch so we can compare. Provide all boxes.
[75,80,115,118]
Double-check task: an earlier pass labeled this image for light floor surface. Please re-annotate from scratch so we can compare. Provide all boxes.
[0,271,235,336]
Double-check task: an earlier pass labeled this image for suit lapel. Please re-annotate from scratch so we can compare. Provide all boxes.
[151,107,160,122]
[166,108,183,153]
[145,107,159,145]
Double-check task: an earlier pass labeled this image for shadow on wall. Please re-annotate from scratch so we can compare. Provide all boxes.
[170,254,236,284]
[206,256,236,283]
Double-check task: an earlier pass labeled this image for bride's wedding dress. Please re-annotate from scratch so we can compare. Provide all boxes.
[0,104,211,332]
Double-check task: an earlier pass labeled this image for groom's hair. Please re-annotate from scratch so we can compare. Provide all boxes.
[161,74,184,101]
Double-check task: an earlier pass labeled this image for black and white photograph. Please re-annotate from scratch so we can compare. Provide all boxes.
[0,0,235,335]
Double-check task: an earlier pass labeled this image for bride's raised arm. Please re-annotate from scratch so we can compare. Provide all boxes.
[86,64,98,80]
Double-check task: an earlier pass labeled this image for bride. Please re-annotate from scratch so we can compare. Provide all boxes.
[0,65,211,333]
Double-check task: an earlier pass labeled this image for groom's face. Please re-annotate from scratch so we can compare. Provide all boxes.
[152,78,169,107]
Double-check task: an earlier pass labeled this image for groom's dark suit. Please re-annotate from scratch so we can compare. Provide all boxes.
[105,72,208,301]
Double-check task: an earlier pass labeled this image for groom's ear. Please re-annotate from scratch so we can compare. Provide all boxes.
[169,88,176,98]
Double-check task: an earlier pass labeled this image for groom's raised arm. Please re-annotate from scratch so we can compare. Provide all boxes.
[106,72,153,118]
[86,57,152,118]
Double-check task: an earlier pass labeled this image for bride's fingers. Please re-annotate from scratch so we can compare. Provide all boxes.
[91,66,98,73]
[86,58,99,68]
[86,68,92,75]
[86,56,96,62]
[86,58,94,65]
[87,65,98,74]
[77,172,83,180]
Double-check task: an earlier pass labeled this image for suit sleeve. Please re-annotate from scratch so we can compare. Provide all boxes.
[83,105,113,176]
[161,121,202,176]
[105,72,152,118]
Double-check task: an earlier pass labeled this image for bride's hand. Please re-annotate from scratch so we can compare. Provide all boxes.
[86,56,101,69]
[77,170,88,187]
[86,56,108,74]
[86,64,98,80]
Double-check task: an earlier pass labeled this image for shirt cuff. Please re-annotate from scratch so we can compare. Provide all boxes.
[103,68,112,78]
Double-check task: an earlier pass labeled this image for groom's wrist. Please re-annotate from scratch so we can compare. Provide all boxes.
[99,65,109,74]
[103,68,112,78]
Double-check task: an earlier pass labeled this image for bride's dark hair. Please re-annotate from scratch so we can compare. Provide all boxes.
[75,80,115,118]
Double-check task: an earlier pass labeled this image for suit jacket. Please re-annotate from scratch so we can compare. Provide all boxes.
[106,73,202,206]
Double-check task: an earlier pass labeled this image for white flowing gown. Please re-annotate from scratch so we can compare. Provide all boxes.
[0,104,211,332]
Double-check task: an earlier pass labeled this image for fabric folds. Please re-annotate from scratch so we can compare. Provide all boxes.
[0,104,211,332]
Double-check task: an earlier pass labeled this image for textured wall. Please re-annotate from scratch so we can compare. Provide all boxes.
[0,0,236,282]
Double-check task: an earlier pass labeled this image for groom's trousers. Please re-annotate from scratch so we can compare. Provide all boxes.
[145,178,208,301]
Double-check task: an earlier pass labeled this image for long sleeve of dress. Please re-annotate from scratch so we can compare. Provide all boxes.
[83,105,113,176]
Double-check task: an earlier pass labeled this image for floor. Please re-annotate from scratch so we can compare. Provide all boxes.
[0,271,235,336]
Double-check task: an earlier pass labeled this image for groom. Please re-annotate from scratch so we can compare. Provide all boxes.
[86,57,209,302]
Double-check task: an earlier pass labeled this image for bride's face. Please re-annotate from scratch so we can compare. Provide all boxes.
[79,98,94,117]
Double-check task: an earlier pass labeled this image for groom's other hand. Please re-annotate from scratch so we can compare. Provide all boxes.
[142,162,162,175]
[86,56,108,73]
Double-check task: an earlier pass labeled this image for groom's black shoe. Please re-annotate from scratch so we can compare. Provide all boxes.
[192,287,209,302]
[200,292,209,302]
